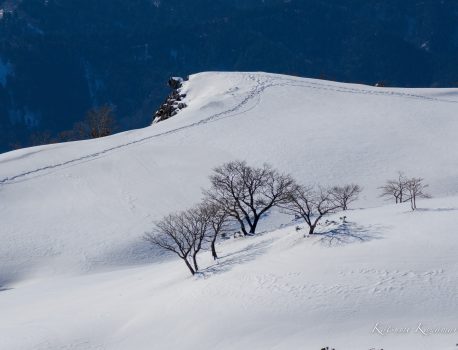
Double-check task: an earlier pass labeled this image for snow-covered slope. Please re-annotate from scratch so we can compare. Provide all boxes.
[1,72,457,349]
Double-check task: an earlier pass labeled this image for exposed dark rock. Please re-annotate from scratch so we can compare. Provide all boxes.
[153,77,188,123]
[168,77,184,90]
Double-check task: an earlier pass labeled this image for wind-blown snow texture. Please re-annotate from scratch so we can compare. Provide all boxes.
[0,72,457,350]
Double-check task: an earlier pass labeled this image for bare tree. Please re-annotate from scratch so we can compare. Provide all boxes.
[29,130,54,146]
[379,180,400,203]
[330,184,362,210]
[281,185,340,235]
[56,129,77,143]
[405,177,431,210]
[203,203,229,260]
[379,172,408,204]
[145,203,222,275]
[206,161,295,235]
[186,205,211,271]
[86,105,116,138]
[144,212,196,275]
[72,121,91,140]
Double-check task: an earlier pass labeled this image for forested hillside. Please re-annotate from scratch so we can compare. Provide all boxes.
[1,0,457,152]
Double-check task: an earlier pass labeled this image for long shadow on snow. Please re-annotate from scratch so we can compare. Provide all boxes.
[89,237,179,270]
[0,274,17,292]
[198,237,275,278]
[415,207,458,212]
[314,221,383,247]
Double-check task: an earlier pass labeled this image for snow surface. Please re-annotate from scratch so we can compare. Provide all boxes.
[0,72,457,349]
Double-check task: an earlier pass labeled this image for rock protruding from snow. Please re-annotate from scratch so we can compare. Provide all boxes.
[168,76,184,89]
[153,77,187,123]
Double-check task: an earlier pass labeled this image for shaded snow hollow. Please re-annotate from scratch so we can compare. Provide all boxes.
[0,72,457,350]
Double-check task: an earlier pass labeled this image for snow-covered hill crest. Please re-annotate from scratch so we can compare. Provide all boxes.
[1,72,458,350]
[1,71,458,280]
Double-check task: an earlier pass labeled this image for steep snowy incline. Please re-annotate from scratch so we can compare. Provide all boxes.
[1,72,458,283]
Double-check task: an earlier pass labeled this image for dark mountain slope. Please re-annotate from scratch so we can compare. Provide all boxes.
[0,0,457,152]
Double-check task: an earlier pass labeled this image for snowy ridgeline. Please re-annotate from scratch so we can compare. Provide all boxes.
[0,72,457,349]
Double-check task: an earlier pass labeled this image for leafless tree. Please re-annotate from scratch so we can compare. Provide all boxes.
[85,105,116,138]
[281,185,340,235]
[330,184,362,210]
[186,205,211,271]
[29,130,54,146]
[144,212,197,275]
[203,203,230,260]
[9,141,23,150]
[145,203,221,275]
[405,177,431,210]
[205,160,295,235]
[56,129,77,142]
[71,121,91,140]
[379,172,408,204]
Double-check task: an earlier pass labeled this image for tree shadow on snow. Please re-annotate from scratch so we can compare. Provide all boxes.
[198,238,275,278]
[0,272,19,292]
[91,237,178,270]
[314,221,383,247]
[0,281,14,292]
[415,207,458,212]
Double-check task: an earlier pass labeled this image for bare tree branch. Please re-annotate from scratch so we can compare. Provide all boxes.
[379,172,408,204]
[379,172,431,210]
[144,204,213,275]
[201,202,230,260]
[205,161,295,235]
[405,177,431,210]
[329,184,362,210]
[281,185,340,235]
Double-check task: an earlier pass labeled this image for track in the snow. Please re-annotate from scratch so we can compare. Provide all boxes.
[1,74,457,185]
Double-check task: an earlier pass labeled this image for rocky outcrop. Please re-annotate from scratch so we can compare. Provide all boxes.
[153,77,187,123]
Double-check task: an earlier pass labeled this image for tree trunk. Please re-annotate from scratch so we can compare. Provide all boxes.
[308,224,316,235]
[236,217,248,236]
[184,258,195,275]
[249,215,260,234]
[211,239,218,260]
[192,254,199,272]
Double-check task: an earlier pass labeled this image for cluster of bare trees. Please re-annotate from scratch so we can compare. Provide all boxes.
[145,160,361,275]
[59,105,116,141]
[144,163,433,276]
[18,105,117,149]
[379,172,430,210]
[144,203,229,275]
